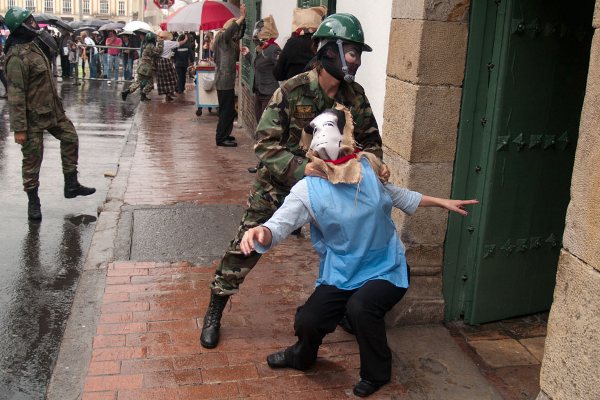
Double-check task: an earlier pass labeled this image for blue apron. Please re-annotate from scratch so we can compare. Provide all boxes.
[306,158,409,290]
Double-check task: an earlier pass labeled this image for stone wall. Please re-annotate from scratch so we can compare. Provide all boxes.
[384,0,469,325]
[537,2,600,398]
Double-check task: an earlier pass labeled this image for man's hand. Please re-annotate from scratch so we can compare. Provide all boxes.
[304,162,327,179]
[14,132,27,145]
[240,226,272,255]
[241,46,250,56]
[240,3,247,18]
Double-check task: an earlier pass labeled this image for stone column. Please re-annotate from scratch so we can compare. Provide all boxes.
[384,0,469,324]
[537,2,600,399]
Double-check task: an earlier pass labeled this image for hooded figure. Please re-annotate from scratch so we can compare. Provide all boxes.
[239,107,478,398]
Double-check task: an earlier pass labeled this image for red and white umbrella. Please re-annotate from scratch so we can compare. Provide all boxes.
[166,0,240,32]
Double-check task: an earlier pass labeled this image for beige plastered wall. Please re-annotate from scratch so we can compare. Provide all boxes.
[384,0,469,325]
[537,2,600,399]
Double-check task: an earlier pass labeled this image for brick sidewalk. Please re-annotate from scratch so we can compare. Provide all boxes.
[81,92,407,399]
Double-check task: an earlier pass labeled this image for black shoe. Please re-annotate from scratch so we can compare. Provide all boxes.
[140,93,150,102]
[26,188,42,220]
[200,293,230,349]
[121,90,129,101]
[353,379,388,397]
[338,314,354,335]
[216,140,237,147]
[266,351,289,369]
[247,167,258,173]
[64,171,96,198]
[227,135,236,141]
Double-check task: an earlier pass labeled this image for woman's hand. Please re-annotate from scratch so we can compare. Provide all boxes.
[420,195,479,216]
[378,163,390,184]
[240,226,273,255]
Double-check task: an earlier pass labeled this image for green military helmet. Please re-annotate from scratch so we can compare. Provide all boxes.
[145,31,157,42]
[5,7,33,33]
[313,13,372,52]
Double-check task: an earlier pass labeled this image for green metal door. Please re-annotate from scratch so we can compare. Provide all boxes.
[444,0,594,324]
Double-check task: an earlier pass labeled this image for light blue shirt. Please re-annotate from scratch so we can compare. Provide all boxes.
[255,159,422,290]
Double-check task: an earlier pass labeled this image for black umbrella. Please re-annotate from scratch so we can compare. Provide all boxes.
[74,26,96,36]
[33,12,61,23]
[69,19,112,29]
[50,19,74,32]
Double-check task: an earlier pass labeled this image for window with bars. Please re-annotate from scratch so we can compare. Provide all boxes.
[83,0,90,14]
[44,0,54,12]
[63,0,72,14]
[7,0,16,8]
[25,0,36,12]
[99,0,109,14]
[118,1,125,16]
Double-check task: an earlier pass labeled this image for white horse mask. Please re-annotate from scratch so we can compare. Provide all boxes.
[308,110,345,161]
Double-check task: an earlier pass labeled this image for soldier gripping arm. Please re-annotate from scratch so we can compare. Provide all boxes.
[253,88,308,187]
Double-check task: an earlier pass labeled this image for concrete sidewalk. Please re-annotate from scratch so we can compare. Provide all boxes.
[47,90,541,399]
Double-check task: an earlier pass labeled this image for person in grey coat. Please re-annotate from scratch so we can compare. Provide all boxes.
[242,14,281,172]
[213,3,246,147]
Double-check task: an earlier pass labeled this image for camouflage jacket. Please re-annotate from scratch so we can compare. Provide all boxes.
[6,42,65,133]
[255,69,383,189]
[137,40,164,76]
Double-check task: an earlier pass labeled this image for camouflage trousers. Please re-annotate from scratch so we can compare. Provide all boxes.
[21,114,79,191]
[210,171,291,296]
[128,73,154,95]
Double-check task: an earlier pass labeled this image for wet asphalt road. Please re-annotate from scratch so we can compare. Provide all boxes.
[0,79,138,399]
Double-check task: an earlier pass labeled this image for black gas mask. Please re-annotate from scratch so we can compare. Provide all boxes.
[316,40,362,83]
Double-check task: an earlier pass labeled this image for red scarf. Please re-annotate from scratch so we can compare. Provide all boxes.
[260,38,277,49]
[323,149,360,165]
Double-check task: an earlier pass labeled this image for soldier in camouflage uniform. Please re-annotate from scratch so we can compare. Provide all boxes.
[5,7,96,220]
[121,32,164,102]
[201,13,390,349]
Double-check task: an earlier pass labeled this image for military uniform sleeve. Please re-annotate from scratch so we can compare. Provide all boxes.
[351,89,383,159]
[6,56,29,132]
[254,88,308,187]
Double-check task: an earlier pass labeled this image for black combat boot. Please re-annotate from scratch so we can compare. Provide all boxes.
[26,188,42,220]
[140,93,150,102]
[121,89,130,101]
[64,171,96,198]
[200,293,230,348]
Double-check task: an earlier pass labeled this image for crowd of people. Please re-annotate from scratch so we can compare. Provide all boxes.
[3,4,479,398]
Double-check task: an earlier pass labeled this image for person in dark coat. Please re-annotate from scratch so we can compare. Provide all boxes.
[273,6,326,81]
[273,30,315,81]
[174,33,194,94]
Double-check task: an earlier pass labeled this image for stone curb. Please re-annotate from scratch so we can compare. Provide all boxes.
[46,105,143,400]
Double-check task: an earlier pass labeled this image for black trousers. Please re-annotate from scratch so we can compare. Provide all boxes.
[215,89,236,144]
[175,66,187,93]
[61,54,70,77]
[284,280,407,382]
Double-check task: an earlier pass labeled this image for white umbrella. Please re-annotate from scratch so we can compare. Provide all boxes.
[166,1,240,32]
[123,21,153,33]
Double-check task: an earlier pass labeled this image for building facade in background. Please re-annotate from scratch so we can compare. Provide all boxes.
[0,0,140,23]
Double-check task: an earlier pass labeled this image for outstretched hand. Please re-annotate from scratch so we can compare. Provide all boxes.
[441,199,479,216]
[240,226,273,255]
